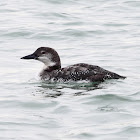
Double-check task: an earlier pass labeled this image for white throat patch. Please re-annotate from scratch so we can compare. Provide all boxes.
[38,54,56,68]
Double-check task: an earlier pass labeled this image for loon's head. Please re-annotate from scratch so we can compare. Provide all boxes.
[21,47,61,70]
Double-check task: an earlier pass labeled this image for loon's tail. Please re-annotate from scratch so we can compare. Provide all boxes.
[119,75,126,79]
[112,73,126,79]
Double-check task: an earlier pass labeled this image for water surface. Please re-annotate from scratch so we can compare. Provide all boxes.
[1,0,140,139]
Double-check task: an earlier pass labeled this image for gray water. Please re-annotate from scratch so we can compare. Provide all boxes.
[1,0,140,139]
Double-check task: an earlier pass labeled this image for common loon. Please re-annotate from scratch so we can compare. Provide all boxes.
[21,47,126,82]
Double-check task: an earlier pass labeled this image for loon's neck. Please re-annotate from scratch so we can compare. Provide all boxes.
[44,65,61,72]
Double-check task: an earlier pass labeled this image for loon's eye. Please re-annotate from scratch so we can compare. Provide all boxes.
[41,51,45,54]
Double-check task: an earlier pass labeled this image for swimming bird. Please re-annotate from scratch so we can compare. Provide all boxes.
[21,47,126,83]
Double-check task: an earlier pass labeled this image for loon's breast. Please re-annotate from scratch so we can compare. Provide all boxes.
[41,63,125,82]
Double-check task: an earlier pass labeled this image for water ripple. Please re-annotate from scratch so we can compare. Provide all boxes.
[0,0,140,139]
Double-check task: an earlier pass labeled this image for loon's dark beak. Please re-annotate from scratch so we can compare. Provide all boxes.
[21,53,38,60]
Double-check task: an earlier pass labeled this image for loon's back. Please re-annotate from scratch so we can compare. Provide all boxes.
[41,63,126,82]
